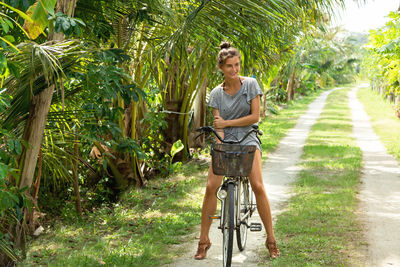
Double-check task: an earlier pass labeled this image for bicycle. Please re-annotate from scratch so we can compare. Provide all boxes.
[195,126,263,267]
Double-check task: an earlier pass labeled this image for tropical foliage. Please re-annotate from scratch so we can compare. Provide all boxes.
[0,0,366,265]
[363,11,400,109]
[269,26,366,103]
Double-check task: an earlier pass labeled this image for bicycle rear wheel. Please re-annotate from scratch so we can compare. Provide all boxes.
[236,179,250,251]
[222,183,234,267]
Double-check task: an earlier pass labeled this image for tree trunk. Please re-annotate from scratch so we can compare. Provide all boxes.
[19,85,55,189]
[72,135,82,217]
[19,0,76,189]
[164,100,182,153]
[395,95,400,106]
[380,86,385,96]
[262,92,267,118]
[190,78,207,148]
[286,69,296,101]
[388,92,395,103]
[13,0,78,261]
[33,149,42,200]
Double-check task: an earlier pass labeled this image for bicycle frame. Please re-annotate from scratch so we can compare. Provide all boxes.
[216,176,255,232]
[195,125,262,266]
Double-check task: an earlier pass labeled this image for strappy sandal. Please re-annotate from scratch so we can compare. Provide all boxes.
[194,240,211,260]
[266,240,280,259]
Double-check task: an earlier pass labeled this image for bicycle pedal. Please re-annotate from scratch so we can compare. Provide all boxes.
[209,215,221,220]
[249,222,262,232]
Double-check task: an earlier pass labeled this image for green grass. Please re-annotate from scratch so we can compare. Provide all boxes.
[20,88,330,267]
[21,160,209,267]
[260,89,331,159]
[357,87,400,161]
[262,87,365,266]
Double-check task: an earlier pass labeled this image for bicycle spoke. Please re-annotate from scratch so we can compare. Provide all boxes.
[236,179,249,251]
[222,183,234,267]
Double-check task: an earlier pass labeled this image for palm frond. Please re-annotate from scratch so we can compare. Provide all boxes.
[2,40,85,131]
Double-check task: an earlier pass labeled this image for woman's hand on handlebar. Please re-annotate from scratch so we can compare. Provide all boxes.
[194,126,260,144]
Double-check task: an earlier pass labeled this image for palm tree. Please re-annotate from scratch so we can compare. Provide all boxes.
[0,1,79,265]
[1,1,357,265]
[4,0,352,196]
[152,0,348,159]
[72,0,173,187]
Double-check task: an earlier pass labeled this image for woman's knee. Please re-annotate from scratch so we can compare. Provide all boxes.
[249,150,265,195]
[206,179,219,193]
[205,169,222,195]
[251,182,266,196]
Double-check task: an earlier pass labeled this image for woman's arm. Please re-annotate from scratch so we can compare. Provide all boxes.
[213,108,225,142]
[213,95,260,129]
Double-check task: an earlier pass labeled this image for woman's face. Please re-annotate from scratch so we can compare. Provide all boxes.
[220,56,241,79]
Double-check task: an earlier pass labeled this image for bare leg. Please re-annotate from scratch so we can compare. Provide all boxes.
[248,150,276,242]
[198,166,223,243]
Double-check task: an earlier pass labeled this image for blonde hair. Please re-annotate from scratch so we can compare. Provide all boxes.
[217,42,241,67]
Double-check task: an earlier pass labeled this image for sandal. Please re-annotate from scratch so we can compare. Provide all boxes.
[266,240,280,259]
[194,240,211,260]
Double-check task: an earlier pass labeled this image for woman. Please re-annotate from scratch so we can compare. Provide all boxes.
[194,42,280,260]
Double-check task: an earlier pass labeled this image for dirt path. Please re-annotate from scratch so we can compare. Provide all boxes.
[167,89,335,267]
[349,86,400,266]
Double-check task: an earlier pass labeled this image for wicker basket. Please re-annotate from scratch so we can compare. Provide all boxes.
[211,144,256,176]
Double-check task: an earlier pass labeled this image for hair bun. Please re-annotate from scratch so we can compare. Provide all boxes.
[219,41,231,50]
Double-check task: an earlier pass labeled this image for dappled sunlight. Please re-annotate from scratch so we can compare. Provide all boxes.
[57,225,86,238]
[365,160,400,174]
[2,0,386,266]
[23,168,206,266]
[357,87,400,163]
[262,90,334,211]
[270,87,366,266]
[28,241,63,255]
[143,209,164,219]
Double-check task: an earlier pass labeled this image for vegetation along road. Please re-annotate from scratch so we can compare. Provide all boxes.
[168,81,336,267]
[350,85,400,266]
[168,85,400,267]
[2,1,400,267]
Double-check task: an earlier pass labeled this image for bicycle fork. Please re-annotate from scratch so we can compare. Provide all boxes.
[211,178,262,232]
[211,179,261,232]
[209,179,234,231]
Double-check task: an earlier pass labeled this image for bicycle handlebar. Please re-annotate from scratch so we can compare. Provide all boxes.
[195,125,263,144]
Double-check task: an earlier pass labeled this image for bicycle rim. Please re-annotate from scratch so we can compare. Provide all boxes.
[223,183,234,267]
[236,180,249,251]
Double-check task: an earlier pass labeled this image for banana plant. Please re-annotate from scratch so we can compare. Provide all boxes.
[364,12,400,98]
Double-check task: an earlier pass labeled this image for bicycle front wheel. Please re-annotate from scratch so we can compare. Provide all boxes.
[236,179,250,251]
[222,183,235,267]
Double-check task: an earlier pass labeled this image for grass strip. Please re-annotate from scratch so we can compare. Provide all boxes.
[260,89,331,159]
[21,88,327,267]
[22,161,209,267]
[263,88,365,266]
[357,86,400,161]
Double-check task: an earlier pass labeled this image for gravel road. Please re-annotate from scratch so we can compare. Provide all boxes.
[167,85,400,267]
[349,86,400,267]
[167,89,335,267]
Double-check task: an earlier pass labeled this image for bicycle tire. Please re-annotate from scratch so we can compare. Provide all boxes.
[236,179,249,251]
[222,182,235,267]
